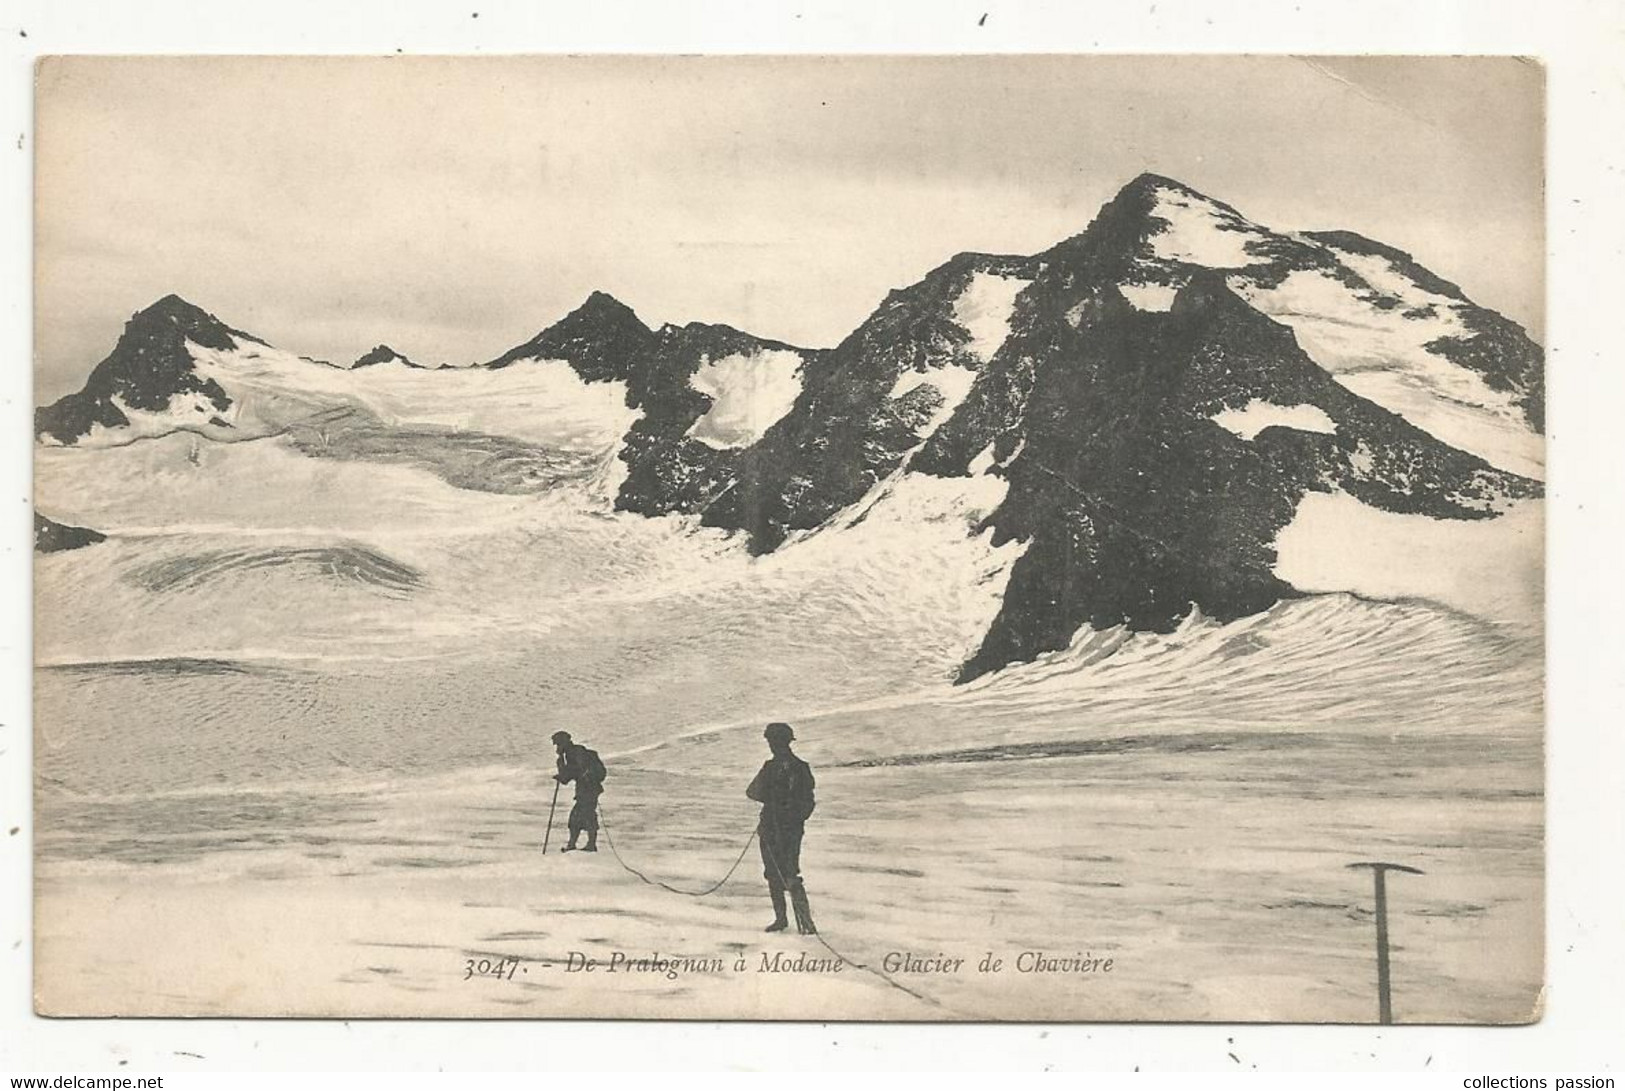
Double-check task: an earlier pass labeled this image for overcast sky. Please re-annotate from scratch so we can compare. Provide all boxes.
[34,55,1543,402]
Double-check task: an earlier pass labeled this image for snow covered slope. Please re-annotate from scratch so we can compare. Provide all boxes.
[31,174,1545,1025]
[1117,176,1545,480]
[825,174,1537,677]
[35,173,1543,682]
[36,297,640,461]
[685,349,805,448]
[686,252,1040,553]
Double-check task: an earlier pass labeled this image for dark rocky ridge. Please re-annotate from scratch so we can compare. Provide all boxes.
[485,291,658,377]
[1419,310,1546,433]
[35,513,106,553]
[36,295,263,445]
[954,269,1535,680]
[1052,177,1544,433]
[1300,229,1471,301]
[578,172,1542,679]
[869,175,1539,678]
[479,257,1047,552]
[696,252,1041,552]
[38,174,1545,683]
[352,344,424,369]
[481,291,824,516]
[616,321,824,519]
[1301,229,1545,432]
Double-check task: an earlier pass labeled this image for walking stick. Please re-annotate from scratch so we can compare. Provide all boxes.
[542,778,561,855]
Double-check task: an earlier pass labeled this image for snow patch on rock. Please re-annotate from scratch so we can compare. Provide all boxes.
[1118,281,1180,312]
[891,364,978,440]
[952,272,1028,362]
[1211,399,1337,440]
[1331,248,1440,303]
[1231,267,1543,480]
[686,349,805,449]
[1147,188,1269,268]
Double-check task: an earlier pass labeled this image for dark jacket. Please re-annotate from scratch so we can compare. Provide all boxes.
[556,743,605,798]
[746,753,815,829]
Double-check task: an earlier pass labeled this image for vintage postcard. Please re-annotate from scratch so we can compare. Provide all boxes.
[32,55,1544,1021]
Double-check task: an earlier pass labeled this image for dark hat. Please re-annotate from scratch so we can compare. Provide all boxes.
[550,731,572,744]
[764,722,795,743]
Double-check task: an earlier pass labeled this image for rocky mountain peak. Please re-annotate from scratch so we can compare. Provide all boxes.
[34,512,107,554]
[576,289,637,317]
[1300,229,1471,302]
[35,296,265,444]
[36,175,1545,685]
[484,290,657,377]
[352,344,419,369]
[1119,170,1212,202]
[128,294,265,352]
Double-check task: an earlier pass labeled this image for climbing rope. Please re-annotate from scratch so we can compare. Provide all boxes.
[597,802,759,897]
[802,928,944,1011]
[756,829,948,1013]
[587,801,952,1013]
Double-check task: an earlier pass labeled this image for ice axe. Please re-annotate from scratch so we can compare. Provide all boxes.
[1347,861,1424,1024]
[542,778,561,855]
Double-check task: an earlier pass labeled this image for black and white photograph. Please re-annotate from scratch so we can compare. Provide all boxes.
[25,53,1554,1024]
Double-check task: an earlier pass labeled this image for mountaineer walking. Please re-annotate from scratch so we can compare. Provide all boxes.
[746,722,817,934]
[552,730,607,853]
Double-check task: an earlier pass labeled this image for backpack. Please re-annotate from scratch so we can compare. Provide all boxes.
[582,747,608,784]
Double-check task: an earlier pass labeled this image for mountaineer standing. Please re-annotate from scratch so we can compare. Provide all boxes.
[746,722,817,934]
[552,730,607,853]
